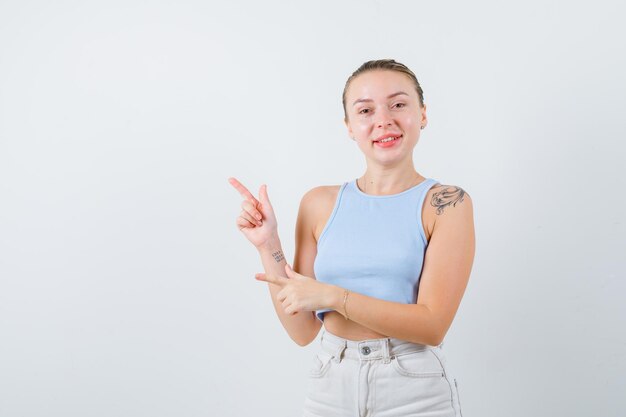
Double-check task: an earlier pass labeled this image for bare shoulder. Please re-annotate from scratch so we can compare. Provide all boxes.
[300,185,340,213]
[300,185,341,243]
[423,184,473,240]
[428,183,472,215]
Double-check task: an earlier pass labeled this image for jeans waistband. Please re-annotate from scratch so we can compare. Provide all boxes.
[319,328,443,364]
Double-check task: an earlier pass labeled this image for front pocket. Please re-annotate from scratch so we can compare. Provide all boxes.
[309,350,334,378]
[390,349,445,378]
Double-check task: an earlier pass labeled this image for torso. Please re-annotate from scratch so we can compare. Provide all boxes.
[312,178,440,341]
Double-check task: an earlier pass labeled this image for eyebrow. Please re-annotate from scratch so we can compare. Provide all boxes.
[352,91,409,106]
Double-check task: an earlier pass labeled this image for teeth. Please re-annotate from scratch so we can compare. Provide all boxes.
[378,136,400,143]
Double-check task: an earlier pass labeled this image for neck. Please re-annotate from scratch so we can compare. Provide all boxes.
[357,170,423,196]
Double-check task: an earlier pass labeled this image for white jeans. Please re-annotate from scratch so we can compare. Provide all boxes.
[302,328,464,417]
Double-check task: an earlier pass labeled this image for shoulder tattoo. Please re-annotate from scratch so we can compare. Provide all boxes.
[430,185,467,215]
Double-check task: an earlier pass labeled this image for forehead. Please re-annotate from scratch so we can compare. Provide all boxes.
[347,70,415,102]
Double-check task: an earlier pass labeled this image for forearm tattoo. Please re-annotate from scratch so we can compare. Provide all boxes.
[271,250,285,263]
[431,186,466,215]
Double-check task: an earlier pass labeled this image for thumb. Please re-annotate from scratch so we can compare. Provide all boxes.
[259,184,273,211]
[284,263,296,278]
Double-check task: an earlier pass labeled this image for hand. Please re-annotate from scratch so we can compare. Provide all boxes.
[228,177,279,249]
[255,264,338,316]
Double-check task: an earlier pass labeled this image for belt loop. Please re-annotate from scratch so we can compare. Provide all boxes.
[382,338,391,364]
[332,340,347,363]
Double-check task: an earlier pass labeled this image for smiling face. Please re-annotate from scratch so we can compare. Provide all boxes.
[344,70,427,166]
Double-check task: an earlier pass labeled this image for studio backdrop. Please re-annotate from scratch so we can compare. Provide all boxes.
[0,1,624,416]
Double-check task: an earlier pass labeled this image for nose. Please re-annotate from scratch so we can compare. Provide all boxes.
[375,107,394,128]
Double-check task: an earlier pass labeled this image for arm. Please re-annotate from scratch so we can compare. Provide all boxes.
[258,188,323,346]
[328,187,475,346]
[228,177,319,346]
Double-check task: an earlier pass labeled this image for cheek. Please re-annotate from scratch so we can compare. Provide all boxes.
[402,116,418,128]
[352,125,370,140]
[354,122,369,132]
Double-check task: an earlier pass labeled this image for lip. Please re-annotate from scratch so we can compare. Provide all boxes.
[373,133,403,142]
[373,134,402,148]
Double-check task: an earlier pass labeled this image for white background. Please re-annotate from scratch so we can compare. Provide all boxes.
[1,1,624,416]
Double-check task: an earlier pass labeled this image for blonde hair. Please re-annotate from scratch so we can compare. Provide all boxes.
[342,59,425,122]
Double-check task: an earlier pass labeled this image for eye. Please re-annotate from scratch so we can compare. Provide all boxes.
[394,102,406,108]
[358,108,370,114]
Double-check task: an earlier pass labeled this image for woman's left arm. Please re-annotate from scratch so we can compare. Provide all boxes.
[329,189,476,346]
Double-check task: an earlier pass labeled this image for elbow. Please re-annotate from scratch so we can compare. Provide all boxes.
[290,316,321,347]
[429,325,448,347]
[294,337,313,347]
[292,332,317,347]
[425,308,448,347]
[430,334,444,347]
[426,316,445,347]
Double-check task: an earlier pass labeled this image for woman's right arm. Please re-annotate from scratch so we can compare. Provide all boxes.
[258,187,324,346]
[228,178,321,346]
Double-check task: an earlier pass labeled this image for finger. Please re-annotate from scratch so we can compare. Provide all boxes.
[228,177,261,206]
[285,264,306,281]
[236,216,256,230]
[259,184,274,212]
[255,272,288,286]
[284,263,295,278]
[285,303,298,316]
[241,200,263,222]
[240,209,262,227]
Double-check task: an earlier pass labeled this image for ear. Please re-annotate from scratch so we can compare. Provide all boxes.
[344,118,353,139]
[420,104,428,128]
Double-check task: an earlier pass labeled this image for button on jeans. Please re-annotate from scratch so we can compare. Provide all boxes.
[302,328,464,417]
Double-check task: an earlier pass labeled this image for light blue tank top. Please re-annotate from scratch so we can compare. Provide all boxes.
[313,177,440,323]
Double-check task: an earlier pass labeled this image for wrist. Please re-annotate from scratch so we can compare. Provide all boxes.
[329,285,346,313]
[256,234,281,252]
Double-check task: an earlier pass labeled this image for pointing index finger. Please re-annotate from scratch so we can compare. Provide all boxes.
[228,177,260,206]
[255,272,288,286]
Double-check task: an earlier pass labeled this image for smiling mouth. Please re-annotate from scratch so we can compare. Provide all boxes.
[374,134,402,143]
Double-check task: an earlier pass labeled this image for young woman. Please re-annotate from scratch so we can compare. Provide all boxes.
[228,59,475,417]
